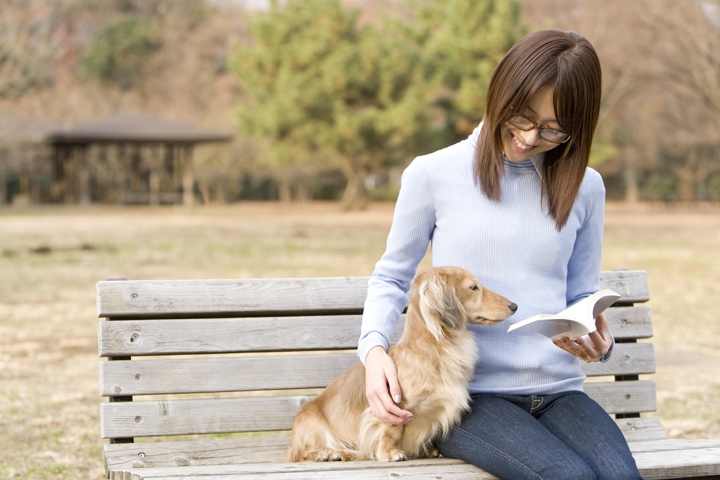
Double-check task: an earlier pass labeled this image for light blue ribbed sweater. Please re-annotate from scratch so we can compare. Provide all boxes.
[358,123,606,395]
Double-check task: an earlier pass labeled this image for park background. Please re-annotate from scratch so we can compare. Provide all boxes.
[1,0,720,478]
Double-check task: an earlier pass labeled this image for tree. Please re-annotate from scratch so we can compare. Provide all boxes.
[79,13,161,90]
[230,0,526,208]
[229,0,428,209]
[0,0,61,99]
[409,0,525,143]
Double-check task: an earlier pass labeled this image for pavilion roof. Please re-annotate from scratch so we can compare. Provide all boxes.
[43,112,233,145]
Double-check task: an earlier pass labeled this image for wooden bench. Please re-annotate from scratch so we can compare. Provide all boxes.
[97,270,720,479]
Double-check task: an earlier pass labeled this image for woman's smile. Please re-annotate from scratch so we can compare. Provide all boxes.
[512,134,536,154]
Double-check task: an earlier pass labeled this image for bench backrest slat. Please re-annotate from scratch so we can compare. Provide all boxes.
[97,277,370,318]
[99,380,656,439]
[598,270,649,303]
[98,315,404,356]
[97,307,651,357]
[99,343,654,398]
[99,354,360,396]
[97,271,649,319]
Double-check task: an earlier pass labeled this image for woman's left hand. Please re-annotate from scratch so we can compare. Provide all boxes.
[553,313,612,362]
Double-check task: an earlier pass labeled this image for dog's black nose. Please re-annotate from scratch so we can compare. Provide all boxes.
[509,303,518,312]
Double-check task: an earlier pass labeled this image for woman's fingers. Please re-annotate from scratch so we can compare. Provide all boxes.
[552,313,613,362]
[365,346,413,424]
[553,335,602,362]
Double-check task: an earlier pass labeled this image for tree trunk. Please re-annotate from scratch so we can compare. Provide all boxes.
[278,179,292,203]
[341,169,369,211]
[623,151,639,204]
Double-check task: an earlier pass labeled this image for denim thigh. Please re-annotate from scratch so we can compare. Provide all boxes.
[435,391,642,480]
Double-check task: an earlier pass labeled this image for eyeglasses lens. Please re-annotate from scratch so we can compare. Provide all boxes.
[508,116,568,144]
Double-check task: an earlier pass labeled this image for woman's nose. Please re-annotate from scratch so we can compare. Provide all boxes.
[517,128,541,145]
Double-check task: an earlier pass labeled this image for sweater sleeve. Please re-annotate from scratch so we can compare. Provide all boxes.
[566,168,606,306]
[566,169,615,361]
[357,158,436,364]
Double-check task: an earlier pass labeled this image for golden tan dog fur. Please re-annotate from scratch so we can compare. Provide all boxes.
[287,266,517,462]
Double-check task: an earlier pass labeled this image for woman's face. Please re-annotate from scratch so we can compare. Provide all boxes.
[501,84,563,163]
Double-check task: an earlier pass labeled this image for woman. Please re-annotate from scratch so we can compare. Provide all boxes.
[358,30,642,479]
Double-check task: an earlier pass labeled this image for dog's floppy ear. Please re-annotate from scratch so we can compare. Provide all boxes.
[418,271,466,341]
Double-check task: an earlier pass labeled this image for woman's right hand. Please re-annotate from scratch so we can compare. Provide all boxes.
[364,346,414,425]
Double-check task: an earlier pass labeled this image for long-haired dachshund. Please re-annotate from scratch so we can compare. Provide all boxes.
[287,266,517,462]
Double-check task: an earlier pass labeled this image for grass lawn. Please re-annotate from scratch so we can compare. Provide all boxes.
[1,202,719,479]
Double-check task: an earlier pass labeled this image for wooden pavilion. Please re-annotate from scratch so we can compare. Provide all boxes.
[42,112,233,206]
[0,114,60,205]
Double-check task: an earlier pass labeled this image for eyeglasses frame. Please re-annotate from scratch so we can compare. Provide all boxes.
[507,114,571,144]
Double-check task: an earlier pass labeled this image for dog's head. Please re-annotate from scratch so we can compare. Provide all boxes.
[414,267,517,341]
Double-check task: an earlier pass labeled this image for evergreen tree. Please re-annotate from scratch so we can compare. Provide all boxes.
[80,14,161,90]
[410,0,525,144]
[229,0,427,208]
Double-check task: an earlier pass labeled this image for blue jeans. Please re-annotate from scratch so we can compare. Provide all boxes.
[435,391,642,480]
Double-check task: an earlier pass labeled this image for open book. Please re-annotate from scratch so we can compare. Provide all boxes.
[507,289,621,340]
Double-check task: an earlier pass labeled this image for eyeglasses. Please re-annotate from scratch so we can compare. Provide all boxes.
[507,114,570,144]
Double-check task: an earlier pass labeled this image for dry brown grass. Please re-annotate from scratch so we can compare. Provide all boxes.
[1,202,719,479]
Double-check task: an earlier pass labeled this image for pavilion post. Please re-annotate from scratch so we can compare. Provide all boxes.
[182,145,195,207]
[78,145,90,205]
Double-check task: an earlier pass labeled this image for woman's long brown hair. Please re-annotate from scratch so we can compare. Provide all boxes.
[474,29,602,230]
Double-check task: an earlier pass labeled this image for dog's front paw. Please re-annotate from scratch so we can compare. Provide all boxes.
[309,449,342,462]
[377,448,407,462]
[426,445,440,458]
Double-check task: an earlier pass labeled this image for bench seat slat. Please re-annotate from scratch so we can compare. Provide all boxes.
[100,344,654,397]
[631,443,720,480]
[101,418,670,471]
[100,382,657,438]
[106,439,720,480]
[97,271,649,319]
[108,458,492,480]
[97,307,651,357]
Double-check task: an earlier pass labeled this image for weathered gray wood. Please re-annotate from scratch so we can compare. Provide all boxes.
[97,277,370,319]
[97,271,649,319]
[102,419,670,472]
[97,316,406,357]
[97,269,720,480]
[100,344,653,397]
[583,380,657,415]
[630,438,720,453]
[100,396,309,438]
[599,270,650,304]
[632,443,720,480]
[100,382,656,439]
[581,342,655,377]
[603,306,653,339]
[108,458,494,480]
[104,440,720,480]
[616,417,668,442]
[100,354,360,396]
[97,307,651,357]
[104,437,292,471]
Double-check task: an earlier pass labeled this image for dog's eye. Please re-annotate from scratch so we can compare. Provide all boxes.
[470,285,479,291]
